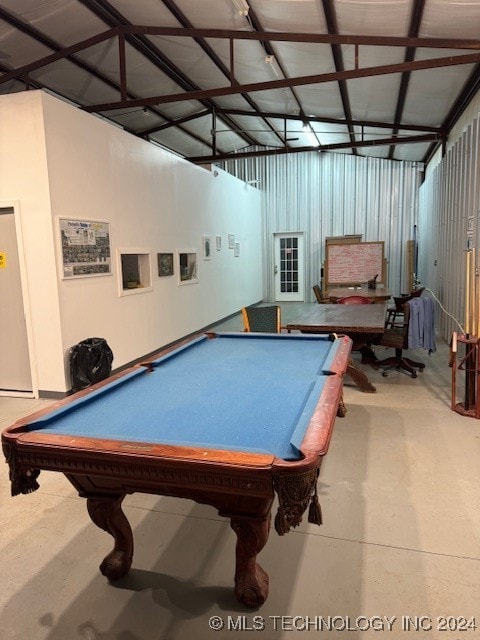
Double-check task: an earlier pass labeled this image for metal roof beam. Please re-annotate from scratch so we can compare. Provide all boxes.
[159,0,285,149]
[78,0,257,149]
[0,8,216,151]
[322,0,356,155]
[217,107,442,133]
[388,0,425,159]
[187,133,443,163]
[119,26,480,50]
[82,52,480,112]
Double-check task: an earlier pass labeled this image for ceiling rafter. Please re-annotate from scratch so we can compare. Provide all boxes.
[388,0,425,160]
[244,4,310,148]
[159,0,286,150]
[0,7,216,152]
[187,132,443,163]
[322,0,356,155]
[0,11,477,162]
[86,26,480,49]
[139,109,211,137]
[3,25,479,88]
[81,51,480,112]
[216,107,442,133]
[78,0,258,150]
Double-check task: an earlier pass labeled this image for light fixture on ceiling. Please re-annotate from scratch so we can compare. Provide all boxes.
[230,0,250,16]
[264,55,282,79]
[265,55,300,121]
[303,123,320,148]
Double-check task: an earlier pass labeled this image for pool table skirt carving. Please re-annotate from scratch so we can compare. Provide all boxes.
[2,332,352,608]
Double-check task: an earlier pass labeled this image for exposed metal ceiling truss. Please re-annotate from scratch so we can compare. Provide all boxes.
[0,0,479,165]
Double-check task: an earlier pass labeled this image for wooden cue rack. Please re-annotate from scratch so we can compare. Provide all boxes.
[451,332,480,419]
[450,249,480,418]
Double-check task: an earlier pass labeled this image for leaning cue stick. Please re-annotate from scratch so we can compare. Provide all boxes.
[477,263,480,339]
[470,250,477,411]
[470,248,476,337]
[475,247,480,339]
[472,249,480,417]
[465,250,471,409]
[465,250,471,334]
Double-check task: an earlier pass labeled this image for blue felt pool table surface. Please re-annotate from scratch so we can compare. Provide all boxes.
[27,333,343,461]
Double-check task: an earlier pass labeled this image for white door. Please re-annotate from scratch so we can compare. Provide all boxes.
[0,207,33,393]
[274,233,305,301]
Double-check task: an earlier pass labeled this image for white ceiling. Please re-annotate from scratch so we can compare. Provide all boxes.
[0,0,479,165]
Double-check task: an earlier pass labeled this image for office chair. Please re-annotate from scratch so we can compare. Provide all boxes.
[312,284,324,303]
[372,301,425,378]
[386,287,425,328]
[241,305,282,333]
[336,295,373,304]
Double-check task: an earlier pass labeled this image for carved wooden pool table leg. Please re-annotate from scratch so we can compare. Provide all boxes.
[86,494,133,581]
[346,358,376,393]
[230,515,270,608]
[337,393,347,417]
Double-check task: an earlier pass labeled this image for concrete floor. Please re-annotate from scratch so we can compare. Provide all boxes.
[1,308,479,639]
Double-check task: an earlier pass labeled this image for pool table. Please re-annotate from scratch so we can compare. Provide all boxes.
[2,331,351,608]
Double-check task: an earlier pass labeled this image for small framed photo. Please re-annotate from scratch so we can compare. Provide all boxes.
[158,252,174,277]
[234,242,240,257]
[228,234,235,249]
[203,235,211,260]
[216,235,222,251]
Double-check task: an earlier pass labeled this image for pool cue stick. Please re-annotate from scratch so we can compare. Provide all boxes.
[477,265,480,338]
[464,250,471,409]
[465,250,470,334]
[475,248,480,338]
[470,248,476,336]
[473,250,480,417]
[470,250,477,411]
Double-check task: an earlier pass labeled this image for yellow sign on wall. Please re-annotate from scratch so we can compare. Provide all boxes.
[0,252,6,268]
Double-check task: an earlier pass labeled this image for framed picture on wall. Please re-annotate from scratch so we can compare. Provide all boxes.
[177,249,198,284]
[216,235,222,251]
[228,234,235,249]
[203,235,211,260]
[158,252,174,277]
[234,242,240,257]
[59,218,111,279]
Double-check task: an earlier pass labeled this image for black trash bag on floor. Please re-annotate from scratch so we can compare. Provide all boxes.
[69,337,114,392]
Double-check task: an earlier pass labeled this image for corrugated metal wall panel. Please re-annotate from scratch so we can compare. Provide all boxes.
[220,152,421,301]
[418,116,480,341]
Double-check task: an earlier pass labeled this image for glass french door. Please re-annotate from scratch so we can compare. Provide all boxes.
[274,233,304,301]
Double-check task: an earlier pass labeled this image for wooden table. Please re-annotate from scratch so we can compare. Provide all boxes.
[327,287,392,303]
[286,303,387,395]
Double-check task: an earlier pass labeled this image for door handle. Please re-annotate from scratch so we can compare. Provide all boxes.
[274,265,278,274]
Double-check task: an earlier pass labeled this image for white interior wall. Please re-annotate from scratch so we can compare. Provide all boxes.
[0,92,65,393]
[0,91,262,395]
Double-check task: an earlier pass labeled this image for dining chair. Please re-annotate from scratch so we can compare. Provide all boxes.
[312,284,324,303]
[386,286,425,328]
[241,305,282,333]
